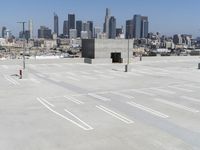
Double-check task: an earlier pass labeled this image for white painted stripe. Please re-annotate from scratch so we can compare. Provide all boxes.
[4,75,20,85]
[80,71,90,75]
[150,88,176,95]
[128,72,143,76]
[66,72,77,76]
[88,93,110,101]
[37,97,93,131]
[109,73,127,78]
[96,105,134,124]
[131,89,156,96]
[80,75,97,80]
[168,86,193,92]
[184,84,200,89]
[111,91,135,99]
[98,74,114,79]
[64,109,93,130]
[49,77,61,82]
[134,70,154,75]
[94,70,104,74]
[64,96,84,105]
[66,76,80,81]
[36,73,46,78]
[39,97,55,107]
[154,98,199,113]
[127,101,169,118]
[181,96,200,103]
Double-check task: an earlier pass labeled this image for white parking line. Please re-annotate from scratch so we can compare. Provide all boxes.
[154,98,199,113]
[184,84,200,89]
[128,72,143,77]
[48,77,61,82]
[96,105,134,124]
[168,86,193,92]
[4,75,20,85]
[80,75,97,80]
[134,70,154,75]
[110,91,135,99]
[150,88,176,95]
[93,70,104,74]
[131,89,156,96]
[88,93,111,101]
[64,96,84,104]
[127,101,169,118]
[38,97,55,107]
[36,73,46,78]
[66,76,80,81]
[97,74,114,79]
[64,109,93,130]
[181,96,200,103]
[79,71,90,75]
[37,97,93,131]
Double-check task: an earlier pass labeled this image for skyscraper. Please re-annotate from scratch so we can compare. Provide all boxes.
[63,20,68,36]
[28,19,33,39]
[68,14,75,34]
[38,26,52,39]
[141,16,149,38]
[87,21,93,38]
[109,16,116,39]
[103,8,111,38]
[2,26,7,38]
[133,15,142,39]
[126,20,134,39]
[76,20,82,38]
[54,13,59,36]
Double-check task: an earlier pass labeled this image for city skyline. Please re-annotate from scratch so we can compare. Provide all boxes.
[0,0,200,37]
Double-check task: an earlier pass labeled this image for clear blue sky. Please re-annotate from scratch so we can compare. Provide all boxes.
[0,0,200,37]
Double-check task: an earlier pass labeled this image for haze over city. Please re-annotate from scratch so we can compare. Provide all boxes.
[1,0,200,37]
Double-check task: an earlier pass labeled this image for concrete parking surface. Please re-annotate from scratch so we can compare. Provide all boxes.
[0,56,200,150]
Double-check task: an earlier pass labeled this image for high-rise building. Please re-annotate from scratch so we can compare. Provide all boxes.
[2,26,7,38]
[38,26,52,39]
[173,34,182,45]
[28,20,33,39]
[103,8,111,38]
[69,29,77,39]
[87,21,93,38]
[116,28,123,37]
[63,20,68,36]
[94,27,101,38]
[133,15,142,39]
[76,20,82,38]
[126,20,134,39]
[141,16,149,38]
[54,13,59,36]
[19,30,30,39]
[109,16,116,39]
[81,31,88,39]
[68,14,75,34]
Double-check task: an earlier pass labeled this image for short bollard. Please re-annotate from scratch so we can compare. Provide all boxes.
[19,70,22,79]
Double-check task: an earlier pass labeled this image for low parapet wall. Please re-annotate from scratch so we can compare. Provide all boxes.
[0,58,85,65]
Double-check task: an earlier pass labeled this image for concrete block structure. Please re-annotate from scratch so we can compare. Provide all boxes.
[82,39,133,63]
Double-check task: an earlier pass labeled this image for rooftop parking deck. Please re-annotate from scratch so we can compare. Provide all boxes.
[0,56,200,150]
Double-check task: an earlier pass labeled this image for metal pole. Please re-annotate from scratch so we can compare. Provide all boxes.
[128,36,130,65]
[125,35,130,72]
[17,22,26,70]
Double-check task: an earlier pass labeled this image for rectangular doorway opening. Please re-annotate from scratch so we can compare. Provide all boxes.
[111,52,122,63]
